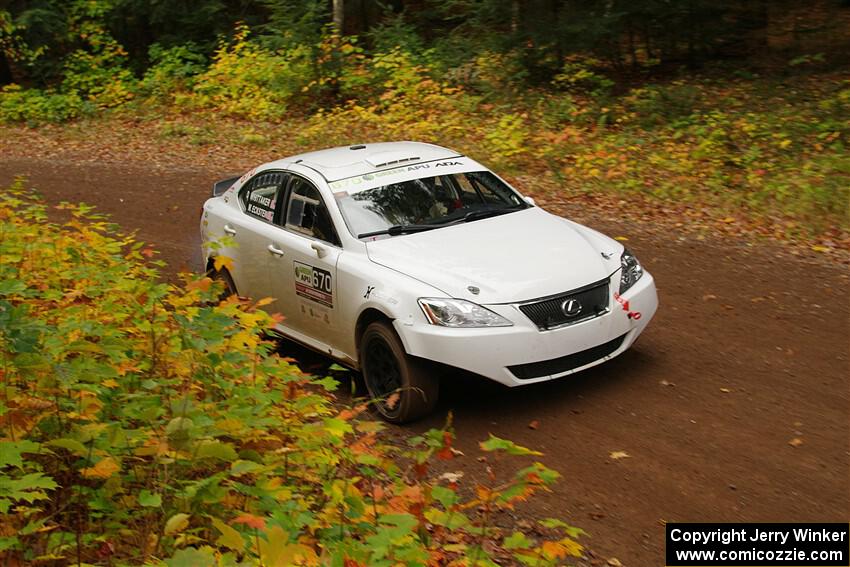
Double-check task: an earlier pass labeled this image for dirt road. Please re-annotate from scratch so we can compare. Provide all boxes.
[2,157,848,565]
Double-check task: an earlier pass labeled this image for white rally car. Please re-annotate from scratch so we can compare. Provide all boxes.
[201,142,657,422]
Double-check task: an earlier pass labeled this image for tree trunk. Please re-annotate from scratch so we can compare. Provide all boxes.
[333,0,345,33]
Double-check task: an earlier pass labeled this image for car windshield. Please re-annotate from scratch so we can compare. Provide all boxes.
[334,171,527,238]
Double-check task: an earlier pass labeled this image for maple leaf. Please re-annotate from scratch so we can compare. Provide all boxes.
[541,540,569,560]
[187,277,212,292]
[232,512,266,530]
[609,451,630,460]
[213,255,234,272]
[81,457,120,479]
[253,296,275,308]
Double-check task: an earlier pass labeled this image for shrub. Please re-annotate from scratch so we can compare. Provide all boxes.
[485,113,530,162]
[60,3,137,110]
[0,183,584,565]
[622,82,702,128]
[139,43,207,103]
[0,84,86,123]
[552,56,614,97]
[190,24,313,120]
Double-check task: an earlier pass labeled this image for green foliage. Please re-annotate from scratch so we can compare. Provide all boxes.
[0,9,846,238]
[0,183,583,564]
[622,81,702,127]
[552,56,614,97]
[58,1,137,108]
[0,84,85,123]
[188,24,313,120]
[139,43,207,102]
[485,113,529,163]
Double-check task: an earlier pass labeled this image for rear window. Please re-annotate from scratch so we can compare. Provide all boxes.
[241,172,284,222]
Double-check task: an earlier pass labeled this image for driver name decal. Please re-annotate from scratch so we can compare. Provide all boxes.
[247,191,275,222]
[294,261,333,307]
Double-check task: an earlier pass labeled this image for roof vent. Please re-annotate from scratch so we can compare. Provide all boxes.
[365,152,421,168]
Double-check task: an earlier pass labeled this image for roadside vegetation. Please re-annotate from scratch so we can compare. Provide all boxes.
[0,182,584,564]
[1,2,848,246]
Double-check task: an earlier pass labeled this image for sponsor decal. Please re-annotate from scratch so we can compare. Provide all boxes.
[238,167,257,184]
[294,261,333,308]
[328,158,474,192]
[363,285,375,299]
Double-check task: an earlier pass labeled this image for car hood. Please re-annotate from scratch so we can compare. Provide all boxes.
[364,207,622,304]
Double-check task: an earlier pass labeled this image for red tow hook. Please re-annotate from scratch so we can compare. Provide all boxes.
[613,292,642,320]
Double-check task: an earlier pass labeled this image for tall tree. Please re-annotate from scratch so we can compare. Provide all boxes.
[333,0,344,32]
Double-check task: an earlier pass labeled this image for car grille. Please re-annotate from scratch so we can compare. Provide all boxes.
[507,333,627,380]
[518,278,610,330]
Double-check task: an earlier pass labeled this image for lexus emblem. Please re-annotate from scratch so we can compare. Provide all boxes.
[561,298,582,317]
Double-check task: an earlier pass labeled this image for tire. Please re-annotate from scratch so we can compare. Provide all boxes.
[210,267,237,301]
[359,321,438,423]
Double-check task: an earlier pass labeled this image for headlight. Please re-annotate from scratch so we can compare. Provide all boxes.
[619,248,644,294]
[418,298,513,328]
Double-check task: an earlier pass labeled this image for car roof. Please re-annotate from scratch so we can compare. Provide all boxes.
[260,141,463,182]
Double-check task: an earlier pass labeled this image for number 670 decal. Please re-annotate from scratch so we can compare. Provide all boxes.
[294,261,333,308]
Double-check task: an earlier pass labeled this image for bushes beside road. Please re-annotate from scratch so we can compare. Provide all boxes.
[0,183,582,564]
[1,13,847,241]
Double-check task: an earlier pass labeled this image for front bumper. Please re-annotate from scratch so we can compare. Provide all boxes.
[396,271,658,387]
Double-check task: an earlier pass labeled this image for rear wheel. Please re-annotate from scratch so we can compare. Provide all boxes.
[359,321,438,423]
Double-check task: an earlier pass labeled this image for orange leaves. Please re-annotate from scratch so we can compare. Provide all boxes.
[186,276,213,292]
[384,392,400,410]
[3,396,55,439]
[0,187,585,567]
[541,538,584,560]
[337,403,369,422]
[232,513,266,530]
[436,430,455,461]
[81,457,120,479]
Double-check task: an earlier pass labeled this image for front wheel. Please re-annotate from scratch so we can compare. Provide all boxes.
[209,267,237,301]
[359,321,438,423]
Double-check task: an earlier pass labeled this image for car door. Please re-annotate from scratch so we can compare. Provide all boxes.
[226,171,287,304]
[267,175,343,348]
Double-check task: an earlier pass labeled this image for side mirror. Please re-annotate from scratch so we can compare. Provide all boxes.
[523,196,536,207]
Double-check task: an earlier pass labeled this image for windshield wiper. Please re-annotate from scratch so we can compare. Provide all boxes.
[459,206,524,223]
[358,224,440,239]
[432,205,526,228]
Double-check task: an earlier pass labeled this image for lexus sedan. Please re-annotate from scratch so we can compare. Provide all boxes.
[201,142,658,422]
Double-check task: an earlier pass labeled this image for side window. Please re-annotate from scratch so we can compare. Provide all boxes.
[241,172,284,223]
[284,177,340,246]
